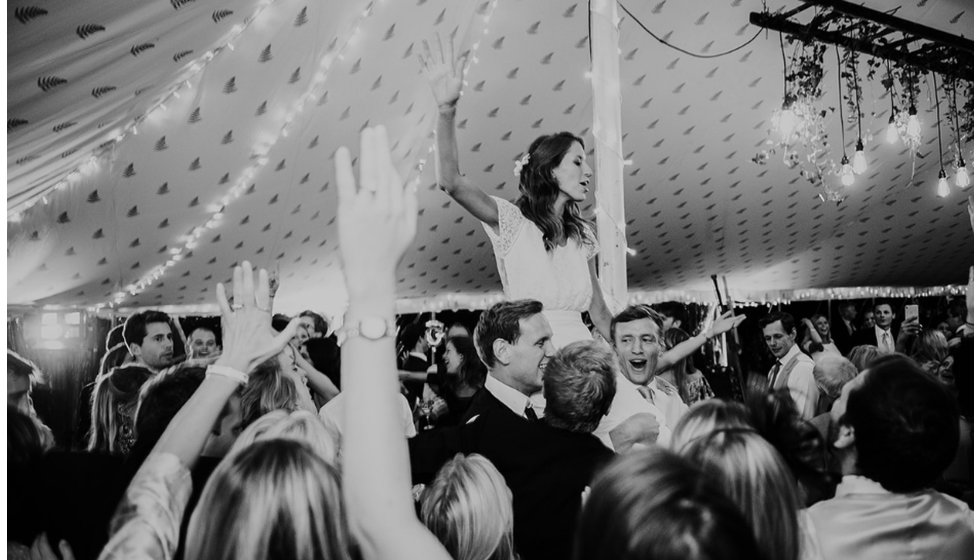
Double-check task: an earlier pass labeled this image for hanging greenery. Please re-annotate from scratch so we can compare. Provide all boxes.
[757,35,838,199]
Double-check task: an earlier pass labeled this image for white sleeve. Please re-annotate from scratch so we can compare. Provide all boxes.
[481,196,526,257]
[787,364,819,420]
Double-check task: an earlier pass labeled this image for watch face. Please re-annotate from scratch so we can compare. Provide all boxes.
[360,317,387,339]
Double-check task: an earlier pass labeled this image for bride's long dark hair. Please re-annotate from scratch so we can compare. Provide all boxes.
[515,132,595,252]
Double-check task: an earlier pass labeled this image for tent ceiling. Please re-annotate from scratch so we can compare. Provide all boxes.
[7,0,974,314]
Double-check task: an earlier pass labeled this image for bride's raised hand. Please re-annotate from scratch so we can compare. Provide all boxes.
[420,34,468,109]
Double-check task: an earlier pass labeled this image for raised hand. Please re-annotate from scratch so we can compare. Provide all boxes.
[30,533,75,560]
[335,125,418,290]
[704,310,747,338]
[420,34,468,109]
[215,261,301,374]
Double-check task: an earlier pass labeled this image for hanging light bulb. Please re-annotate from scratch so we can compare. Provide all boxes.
[937,169,950,198]
[777,96,798,144]
[840,155,855,187]
[885,114,899,144]
[852,139,867,174]
[906,105,921,138]
[955,158,970,187]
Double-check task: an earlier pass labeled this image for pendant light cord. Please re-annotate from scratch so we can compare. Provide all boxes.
[932,71,943,170]
[835,44,846,153]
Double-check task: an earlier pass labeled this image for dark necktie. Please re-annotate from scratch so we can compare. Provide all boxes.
[524,404,538,422]
[767,361,782,389]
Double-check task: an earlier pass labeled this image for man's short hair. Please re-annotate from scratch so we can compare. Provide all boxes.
[812,354,858,401]
[610,305,664,343]
[759,312,795,335]
[397,319,427,354]
[188,325,221,346]
[845,354,959,493]
[656,301,687,326]
[300,310,329,335]
[543,341,617,433]
[872,301,893,313]
[947,298,967,322]
[473,300,544,369]
[123,310,173,348]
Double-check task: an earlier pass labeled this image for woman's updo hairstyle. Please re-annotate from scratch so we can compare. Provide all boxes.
[515,132,595,253]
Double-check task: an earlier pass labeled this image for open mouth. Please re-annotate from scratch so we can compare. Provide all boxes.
[626,358,647,371]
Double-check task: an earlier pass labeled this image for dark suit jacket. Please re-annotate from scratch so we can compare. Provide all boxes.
[409,391,613,560]
[830,316,857,356]
[458,386,509,424]
[851,325,901,350]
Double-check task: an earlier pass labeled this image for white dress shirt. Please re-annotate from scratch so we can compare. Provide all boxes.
[592,372,672,449]
[771,344,819,420]
[874,325,895,353]
[486,374,534,418]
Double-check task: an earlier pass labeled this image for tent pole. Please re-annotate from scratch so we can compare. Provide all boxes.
[589,0,628,313]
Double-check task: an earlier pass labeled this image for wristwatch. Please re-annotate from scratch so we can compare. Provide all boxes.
[339,316,397,342]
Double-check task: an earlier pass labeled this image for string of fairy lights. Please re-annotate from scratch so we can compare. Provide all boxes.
[88,0,382,311]
[8,0,285,222]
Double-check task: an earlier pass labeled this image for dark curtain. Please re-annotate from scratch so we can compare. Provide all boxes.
[8,314,113,449]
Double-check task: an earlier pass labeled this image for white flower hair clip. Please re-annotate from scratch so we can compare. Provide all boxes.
[513,153,530,177]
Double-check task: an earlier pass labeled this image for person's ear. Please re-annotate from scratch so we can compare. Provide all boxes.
[128,343,141,359]
[833,423,855,450]
[492,338,511,366]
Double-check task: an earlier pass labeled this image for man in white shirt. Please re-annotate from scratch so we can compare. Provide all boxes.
[852,301,918,354]
[761,312,819,419]
[609,306,688,430]
[809,355,972,559]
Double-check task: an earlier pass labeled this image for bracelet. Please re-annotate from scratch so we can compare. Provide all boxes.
[207,364,249,385]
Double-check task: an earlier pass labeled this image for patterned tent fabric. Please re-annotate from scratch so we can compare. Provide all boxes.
[7,0,974,314]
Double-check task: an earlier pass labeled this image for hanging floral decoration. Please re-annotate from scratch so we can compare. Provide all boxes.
[756,35,840,200]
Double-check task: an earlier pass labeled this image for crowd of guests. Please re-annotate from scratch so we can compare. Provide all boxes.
[7,126,974,560]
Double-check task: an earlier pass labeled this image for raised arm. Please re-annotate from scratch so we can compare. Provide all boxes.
[588,264,613,341]
[155,263,299,467]
[656,311,746,372]
[422,36,498,228]
[100,263,299,560]
[294,351,340,402]
[337,126,451,560]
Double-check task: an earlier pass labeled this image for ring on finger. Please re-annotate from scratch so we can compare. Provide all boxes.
[231,303,244,311]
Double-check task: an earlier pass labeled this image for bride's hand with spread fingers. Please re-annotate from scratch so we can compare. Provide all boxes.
[420,34,468,109]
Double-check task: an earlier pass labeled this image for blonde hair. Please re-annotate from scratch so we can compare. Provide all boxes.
[421,454,516,560]
[186,439,351,560]
[679,430,801,560]
[671,399,751,451]
[88,366,154,455]
[229,409,340,466]
[239,358,300,427]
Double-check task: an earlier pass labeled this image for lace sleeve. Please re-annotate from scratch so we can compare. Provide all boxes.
[99,452,193,560]
[583,226,599,260]
[481,196,526,257]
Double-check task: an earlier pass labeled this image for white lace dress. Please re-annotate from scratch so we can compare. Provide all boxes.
[483,196,597,349]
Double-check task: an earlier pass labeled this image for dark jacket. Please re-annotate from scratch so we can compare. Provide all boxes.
[409,391,613,560]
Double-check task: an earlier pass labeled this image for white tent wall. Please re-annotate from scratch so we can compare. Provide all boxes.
[8,0,974,315]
